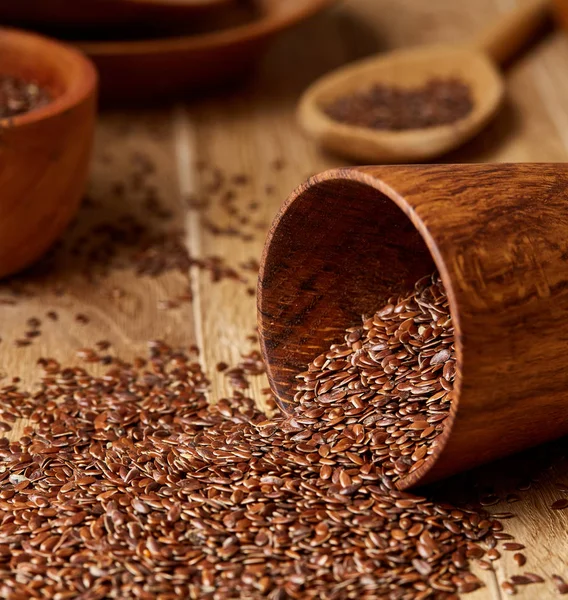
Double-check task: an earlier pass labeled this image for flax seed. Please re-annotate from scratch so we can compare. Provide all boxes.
[0,273,511,598]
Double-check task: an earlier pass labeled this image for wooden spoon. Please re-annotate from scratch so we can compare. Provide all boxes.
[298,0,550,163]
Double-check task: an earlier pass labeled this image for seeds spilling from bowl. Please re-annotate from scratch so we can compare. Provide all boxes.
[0,75,50,119]
[323,78,473,131]
[293,272,454,483]
[0,274,508,599]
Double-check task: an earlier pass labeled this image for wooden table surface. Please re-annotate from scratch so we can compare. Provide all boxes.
[2,0,568,598]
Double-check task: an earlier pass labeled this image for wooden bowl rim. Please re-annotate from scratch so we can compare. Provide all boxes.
[0,27,98,128]
[122,0,231,7]
[75,0,335,56]
[258,166,462,490]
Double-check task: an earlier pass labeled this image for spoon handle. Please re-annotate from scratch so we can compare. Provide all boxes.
[473,0,550,66]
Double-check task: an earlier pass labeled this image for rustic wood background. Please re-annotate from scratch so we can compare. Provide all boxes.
[2,0,568,598]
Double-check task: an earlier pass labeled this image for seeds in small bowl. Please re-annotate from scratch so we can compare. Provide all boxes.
[0,75,50,119]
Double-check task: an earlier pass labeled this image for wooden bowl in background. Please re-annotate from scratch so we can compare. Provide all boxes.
[553,0,568,30]
[72,0,335,101]
[0,0,236,29]
[0,28,97,278]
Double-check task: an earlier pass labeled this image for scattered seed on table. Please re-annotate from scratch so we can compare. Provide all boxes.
[510,575,533,585]
[553,575,568,595]
[494,532,514,540]
[503,543,526,551]
[502,581,517,595]
[514,553,526,567]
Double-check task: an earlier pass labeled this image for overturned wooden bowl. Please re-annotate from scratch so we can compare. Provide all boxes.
[258,164,568,489]
[0,28,97,278]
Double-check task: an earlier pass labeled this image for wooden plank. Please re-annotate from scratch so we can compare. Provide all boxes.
[0,108,195,436]
[2,0,568,597]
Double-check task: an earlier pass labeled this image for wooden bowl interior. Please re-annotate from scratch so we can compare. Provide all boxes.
[0,30,94,116]
[259,177,437,412]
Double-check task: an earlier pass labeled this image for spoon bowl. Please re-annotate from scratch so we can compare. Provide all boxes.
[298,45,503,163]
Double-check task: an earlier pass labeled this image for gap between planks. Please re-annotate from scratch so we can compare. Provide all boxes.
[173,104,207,374]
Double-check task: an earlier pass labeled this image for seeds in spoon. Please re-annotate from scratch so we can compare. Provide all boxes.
[323,77,473,131]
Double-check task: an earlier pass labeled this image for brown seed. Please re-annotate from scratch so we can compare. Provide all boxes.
[501,581,516,595]
[487,549,500,561]
[553,575,568,595]
[510,575,532,585]
[513,553,526,567]
[551,498,568,510]
[503,543,525,551]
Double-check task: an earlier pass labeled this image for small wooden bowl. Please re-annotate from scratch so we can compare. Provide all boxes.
[0,28,97,278]
[72,0,335,101]
[258,164,568,489]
